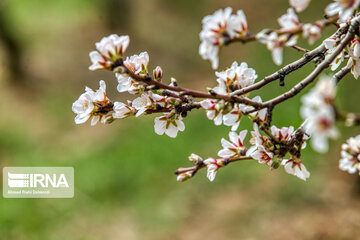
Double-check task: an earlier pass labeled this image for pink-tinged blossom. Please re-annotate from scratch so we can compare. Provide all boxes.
[278,8,301,32]
[218,130,248,158]
[154,114,185,138]
[200,99,224,125]
[249,123,269,147]
[270,125,295,142]
[247,123,275,167]
[124,52,149,75]
[203,158,226,181]
[301,106,339,153]
[325,0,360,22]
[89,35,130,71]
[283,159,310,181]
[250,145,274,166]
[302,23,322,45]
[112,102,135,119]
[257,30,298,65]
[72,80,111,126]
[153,66,163,80]
[300,75,338,152]
[339,135,360,174]
[223,103,246,131]
[289,0,312,12]
[199,8,248,69]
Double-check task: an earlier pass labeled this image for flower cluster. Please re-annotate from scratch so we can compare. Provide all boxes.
[199,7,248,69]
[188,123,310,182]
[74,35,191,138]
[339,135,360,174]
[75,1,360,185]
[200,61,259,130]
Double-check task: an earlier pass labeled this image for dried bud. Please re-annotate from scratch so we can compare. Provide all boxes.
[177,172,192,182]
[188,153,202,164]
[153,66,163,80]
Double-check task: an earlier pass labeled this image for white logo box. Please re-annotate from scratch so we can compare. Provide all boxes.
[3,167,74,198]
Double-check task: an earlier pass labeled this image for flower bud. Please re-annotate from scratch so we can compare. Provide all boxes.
[215,101,225,112]
[188,153,202,164]
[170,77,178,86]
[270,160,280,170]
[177,172,192,182]
[153,66,163,80]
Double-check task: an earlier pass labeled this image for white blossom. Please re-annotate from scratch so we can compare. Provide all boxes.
[325,0,360,22]
[215,61,257,94]
[347,39,360,79]
[199,8,248,69]
[289,0,311,12]
[203,158,226,181]
[115,73,141,94]
[278,8,301,32]
[249,123,269,147]
[270,125,295,142]
[302,23,322,45]
[89,35,130,71]
[250,145,274,166]
[218,130,248,158]
[339,135,360,174]
[247,123,276,167]
[223,103,246,131]
[283,159,310,181]
[301,106,339,153]
[200,99,224,125]
[112,102,135,119]
[246,96,268,123]
[132,92,165,117]
[72,80,111,126]
[154,114,185,138]
[124,52,150,75]
[257,30,298,65]
[301,75,338,153]
[324,37,346,71]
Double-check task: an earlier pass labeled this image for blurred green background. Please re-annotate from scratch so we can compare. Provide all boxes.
[1,0,360,239]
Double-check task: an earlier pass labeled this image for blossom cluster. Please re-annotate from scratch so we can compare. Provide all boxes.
[199,7,248,69]
[178,123,310,182]
[339,135,360,175]
[75,34,189,138]
[200,61,264,130]
[73,0,360,184]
